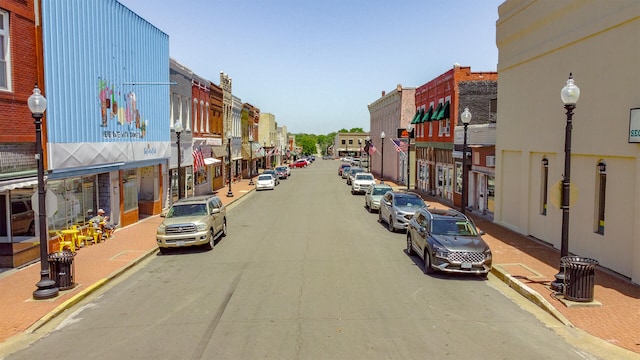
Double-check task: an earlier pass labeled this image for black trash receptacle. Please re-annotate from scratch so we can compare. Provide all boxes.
[48,251,76,290]
[561,256,598,302]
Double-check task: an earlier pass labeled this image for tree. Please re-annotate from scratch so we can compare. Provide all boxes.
[349,128,364,133]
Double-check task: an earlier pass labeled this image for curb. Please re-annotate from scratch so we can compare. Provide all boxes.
[491,266,573,327]
[26,247,159,333]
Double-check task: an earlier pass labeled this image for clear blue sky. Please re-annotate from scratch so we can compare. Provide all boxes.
[118,0,502,135]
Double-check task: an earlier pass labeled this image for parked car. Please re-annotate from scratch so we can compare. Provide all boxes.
[255,174,276,191]
[378,191,427,232]
[275,166,289,179]
[338,163,350,176]
[351,173,376,195]
[341,166,352,179]
[156,195,227,253]
[347,167,365,185]
[291,159,308,168]
[406,208,492,276]
[364,184,393,212]
[10,197,35,236]
[263,169,280,185]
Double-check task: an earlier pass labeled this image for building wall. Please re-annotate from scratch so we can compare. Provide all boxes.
[496,0,640,281]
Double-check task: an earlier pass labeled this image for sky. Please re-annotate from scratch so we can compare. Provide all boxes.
[118,0,503,135]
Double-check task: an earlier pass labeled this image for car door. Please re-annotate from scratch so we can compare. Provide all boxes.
[413,211,429,255]
[209,198,221,235]
[380,193,392,222]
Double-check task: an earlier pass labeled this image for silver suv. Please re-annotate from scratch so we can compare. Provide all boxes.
[156,195,227,253]
[378,191,427,232]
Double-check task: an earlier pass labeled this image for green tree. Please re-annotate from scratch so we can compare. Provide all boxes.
[349,128,364,133]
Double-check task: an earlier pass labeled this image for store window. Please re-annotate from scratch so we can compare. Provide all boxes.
[455,162,463,194]
[47,176,97,230]
[123,169,139,212]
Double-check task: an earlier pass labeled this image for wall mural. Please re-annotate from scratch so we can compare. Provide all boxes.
[98,79,149,139]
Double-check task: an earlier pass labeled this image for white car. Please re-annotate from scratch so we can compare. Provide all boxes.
[351,173,376,195]
[255,174,276,191]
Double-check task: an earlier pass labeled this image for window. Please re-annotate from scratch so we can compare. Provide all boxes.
[123,169,139,212]
[540,158,549,215]
[0,10,9,90]
[193,98,199,132]
[455,162,462,193]
[341,139,346,145]
[595,161,606,235]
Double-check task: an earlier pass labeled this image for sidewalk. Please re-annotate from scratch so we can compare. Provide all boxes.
[0,177,639,356]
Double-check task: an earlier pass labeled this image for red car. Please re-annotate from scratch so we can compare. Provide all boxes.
[291,159,308,168]
[338,163,350,176]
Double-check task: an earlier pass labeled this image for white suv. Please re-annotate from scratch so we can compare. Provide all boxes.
[351,172,376,195]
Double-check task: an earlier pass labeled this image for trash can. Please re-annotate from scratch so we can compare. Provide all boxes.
[561,256,598,302]
[48,251,76,290]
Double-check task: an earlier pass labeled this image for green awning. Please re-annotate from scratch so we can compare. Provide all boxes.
[435,100,450,120]
[431,103,443,121]
[421,105,433,122]
[411,109,422,124]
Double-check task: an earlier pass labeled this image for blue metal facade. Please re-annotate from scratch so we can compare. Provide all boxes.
[41,0,170,145]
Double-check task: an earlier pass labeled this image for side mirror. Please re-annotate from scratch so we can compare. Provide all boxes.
[211,208,221,215]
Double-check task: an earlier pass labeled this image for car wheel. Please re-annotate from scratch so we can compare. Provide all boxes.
[158,247,170,255]
[204,228,215,250]
[221,218,227,237]
[406,234,414,255]
[27,221,35,236]
[423,249,435,274]
[378,210,383,223]
[388,216,395,232]
[366,202,371,213]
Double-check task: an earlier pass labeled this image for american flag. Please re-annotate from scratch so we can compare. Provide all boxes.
[368,143,377,155]
[391,138,408,155]
[192,148,205,171]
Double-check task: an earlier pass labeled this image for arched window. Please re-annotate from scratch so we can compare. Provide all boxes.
[595,160,606,235]
[193,98,199,132]
[540,157,549,215]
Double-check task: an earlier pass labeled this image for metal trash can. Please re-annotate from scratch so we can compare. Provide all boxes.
[48,251,76,290]
[561,256,598,302]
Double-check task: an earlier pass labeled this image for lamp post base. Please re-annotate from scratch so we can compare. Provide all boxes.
[550,265,567,292]
[248,178,254,186]
[226,191,234,197]
[33,277,59,300]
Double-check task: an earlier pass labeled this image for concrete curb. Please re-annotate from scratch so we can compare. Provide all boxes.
[26,247,158,333]
[491,266,573,327]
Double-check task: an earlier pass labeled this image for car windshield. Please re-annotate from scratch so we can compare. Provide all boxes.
[394,195,425,208]
[431,219,478,236]
[258,175,273,181]
[168,204,207,217]
[356,174,374,181]
[276,167,286,171]
[372,187,391,195]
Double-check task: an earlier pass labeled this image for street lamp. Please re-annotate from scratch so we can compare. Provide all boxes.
[174,119,184,200]
[248,131,254,185]
[380,131,385,183]
[406,124,414,191]
[460,107,472,215]
[365,136,371,172]
[226,131,234,197]
[551,73,580,292]
[30,84,59,300]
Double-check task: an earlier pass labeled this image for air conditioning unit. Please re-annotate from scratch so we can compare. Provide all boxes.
[486,156,496,167]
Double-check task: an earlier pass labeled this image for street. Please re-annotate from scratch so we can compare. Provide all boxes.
[5,160,601,359]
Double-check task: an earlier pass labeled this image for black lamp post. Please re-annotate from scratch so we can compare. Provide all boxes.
[551,73,581,292]
[248,132,254,185]
[227,131,234,197]
[460,107,472,215]
[406,124,414,191]
[30,85,59,300]
[174,119,184,200]
[365,136,371,172]
[380,131,385,183]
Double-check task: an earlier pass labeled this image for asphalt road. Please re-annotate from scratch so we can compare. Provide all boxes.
[6,159,602,359]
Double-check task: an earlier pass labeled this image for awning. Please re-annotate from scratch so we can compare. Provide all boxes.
[211,146,227,158]
[410,109,421,124]
[241,144,252,160]
[251,142,265,157]
[431,103,443,121]
[422,105,433,122]
[435,100,450,120]
[204,157,221,165]
[0,177,38,192]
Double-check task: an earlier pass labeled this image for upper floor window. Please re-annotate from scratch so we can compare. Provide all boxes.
[0,10,10,91]
[193,98,199,132]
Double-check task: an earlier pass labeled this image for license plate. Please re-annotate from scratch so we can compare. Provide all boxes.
[461,262,472,269]
[176,241,185,247]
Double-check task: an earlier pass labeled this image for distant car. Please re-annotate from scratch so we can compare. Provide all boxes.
[407,208,492,276]
[263,170,280,185]
[291,159,308,168]
[351,173,376,195]
[156,195,227,253]
[341,166,352,179]
[378,191,427,232]
[255,174,276,191]
[364,184,393,212]
[347,167,365,185]
[338,163,350,176]
[275,166,289,179]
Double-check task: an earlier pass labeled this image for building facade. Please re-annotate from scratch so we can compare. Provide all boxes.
[496,0,640,282]
[169,58,193,204]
